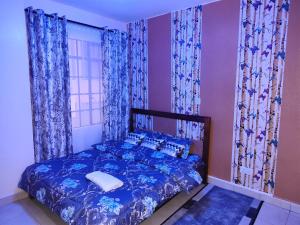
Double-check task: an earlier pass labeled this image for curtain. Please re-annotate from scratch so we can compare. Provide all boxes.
[128,19,152,130]
[171,6,203,140]
[25,8,73,162]
[232,0,290,194]
[101,30,129,140]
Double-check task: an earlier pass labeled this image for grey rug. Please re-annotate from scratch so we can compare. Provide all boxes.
[164,186,262,225]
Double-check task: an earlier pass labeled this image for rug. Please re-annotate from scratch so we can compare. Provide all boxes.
[164,185,262,225]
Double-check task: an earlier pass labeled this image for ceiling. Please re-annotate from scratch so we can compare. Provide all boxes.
[51,0,219,22]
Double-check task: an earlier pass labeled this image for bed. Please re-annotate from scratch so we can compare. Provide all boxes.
[19,108,211,225]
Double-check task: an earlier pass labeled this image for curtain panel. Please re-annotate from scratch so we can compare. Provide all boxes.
[171,6,203,141]
[128,19,152,130]
[101,30,129,140]
[25,8,73,162]
[232,0,290,194]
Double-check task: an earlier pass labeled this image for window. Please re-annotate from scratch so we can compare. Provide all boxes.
[68,24,103,128]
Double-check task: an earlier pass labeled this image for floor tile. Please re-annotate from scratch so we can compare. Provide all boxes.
[286,212,300,225]
[254,202,289,225]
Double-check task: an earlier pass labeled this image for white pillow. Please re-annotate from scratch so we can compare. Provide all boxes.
[86,171,123,192]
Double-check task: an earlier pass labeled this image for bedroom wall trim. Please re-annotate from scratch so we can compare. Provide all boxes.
[0,191,28,207]
[208,176,300,214]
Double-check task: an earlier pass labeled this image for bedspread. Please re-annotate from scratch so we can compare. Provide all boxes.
[19,141,203,225]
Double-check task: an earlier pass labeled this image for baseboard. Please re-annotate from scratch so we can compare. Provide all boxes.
[208,175,300,214]
[0,191,28,207]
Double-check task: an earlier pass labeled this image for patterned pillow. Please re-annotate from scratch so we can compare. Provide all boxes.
[160,141,185,157]
[134,129,162,139]
[134,129,193,159]
[140,137,165,150]
[155,134,192,159]
[124,132,146,145]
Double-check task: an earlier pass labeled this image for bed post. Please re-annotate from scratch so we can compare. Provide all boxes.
[201,117,211,184]
[129,108,134,132]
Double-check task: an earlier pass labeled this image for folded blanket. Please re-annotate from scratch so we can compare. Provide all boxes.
[86,171,123,192]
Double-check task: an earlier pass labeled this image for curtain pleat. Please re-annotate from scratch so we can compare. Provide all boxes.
[25,7,73,162]
[101,30,129,140]
[128,19,152,130]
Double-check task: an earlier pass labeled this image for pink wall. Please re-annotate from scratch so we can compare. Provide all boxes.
[148,13,176,135]
[200,0,239,180]
[275,0,300,204]
[148,0,300,204]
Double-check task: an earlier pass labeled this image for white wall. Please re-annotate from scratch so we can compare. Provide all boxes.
[0,0,126,200]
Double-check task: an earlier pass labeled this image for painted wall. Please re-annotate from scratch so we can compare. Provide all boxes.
[148,0,300,204]
[275,0,300,204]
[0,0,126,200]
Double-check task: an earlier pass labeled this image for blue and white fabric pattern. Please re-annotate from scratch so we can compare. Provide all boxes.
[160,142,185,158]
[171,6,204,142]
[128,19,153,130]
[134,129,193,159]
[25,7,73,162]
[101,29,130,141]
[140,137,165,150]
[124,132,146,145]
[19,140,203,225]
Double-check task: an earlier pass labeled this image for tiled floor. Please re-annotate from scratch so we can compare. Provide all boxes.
[254,202,300,225]
[0,188,299,225]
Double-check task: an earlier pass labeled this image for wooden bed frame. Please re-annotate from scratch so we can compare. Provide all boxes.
[129,108,211,184]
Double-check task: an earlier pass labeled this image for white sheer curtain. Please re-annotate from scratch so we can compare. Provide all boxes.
[67,23,104,152]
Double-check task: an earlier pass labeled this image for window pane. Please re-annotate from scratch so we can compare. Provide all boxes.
[70,77,78,94]
[91,78,100,93]
[71,95,79,111]
[91,94,100,109]
[80,94,90,110]
[77,41,88,58]
[80,111,90,126]
[89,44,101,59]
[92,109,101,124]
[71,111,80,128]
[78,59,89,77]
[91,61,101,77]
[79,77,89,94]
[69,58,78,76]
[68,39,77,56]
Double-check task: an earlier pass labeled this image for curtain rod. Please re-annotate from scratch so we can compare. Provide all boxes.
[24,8,123,33]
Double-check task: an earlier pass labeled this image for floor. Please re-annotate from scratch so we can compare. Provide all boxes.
[0,186,299,225]
[254,203,300,225]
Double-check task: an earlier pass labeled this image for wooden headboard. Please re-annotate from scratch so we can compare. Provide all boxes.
[129,108,211,184]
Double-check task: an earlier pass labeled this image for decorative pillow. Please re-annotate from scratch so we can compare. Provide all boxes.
[134,129,193,159]
[134,129,162,139]
[159,134,192,159]
[124,132,145,145]
[140,137,165,150]
[160,141,185,158]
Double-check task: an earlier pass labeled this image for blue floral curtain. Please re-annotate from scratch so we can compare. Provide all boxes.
[25,8,73,162]
[171,6,203,140]
[101,30,129,140]
[128,19,152,130]
[232,0,290,194]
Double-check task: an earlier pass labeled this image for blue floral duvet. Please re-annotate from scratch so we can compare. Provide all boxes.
[19,141,203,225]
